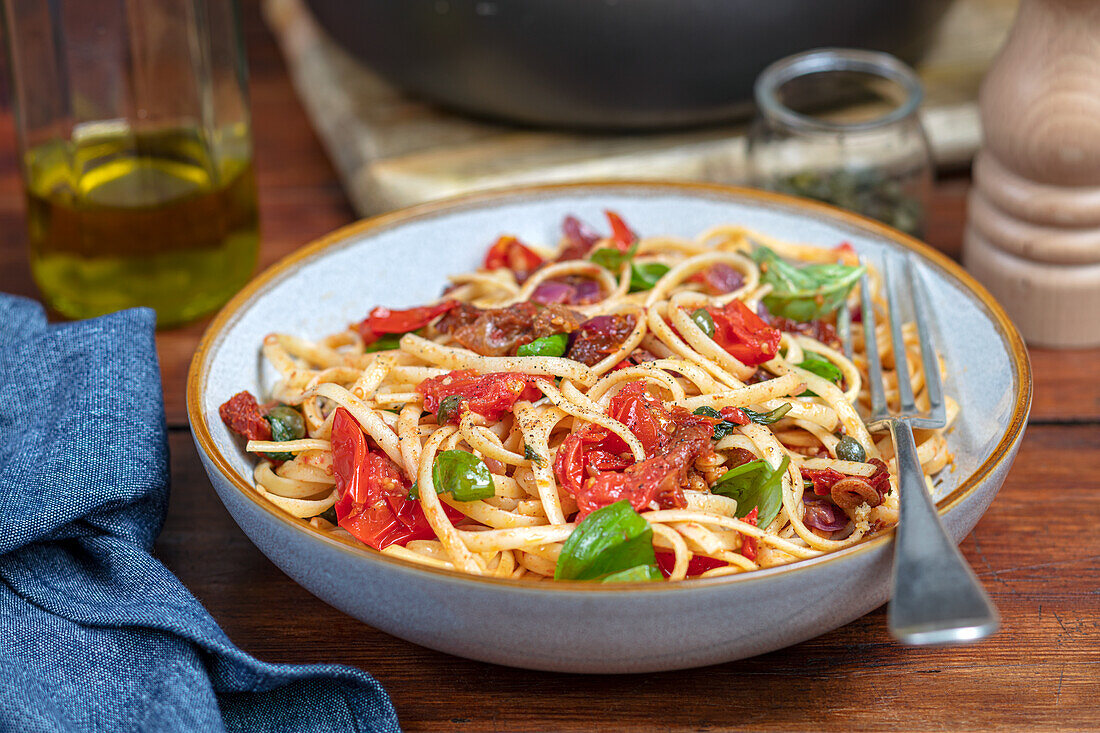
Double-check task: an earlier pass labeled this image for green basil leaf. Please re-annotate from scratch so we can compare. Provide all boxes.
[432,450,495,502]
[690,307,715,338]
[590,241,639,272]
[316,506,338,524]
[554,500,659,581]
[711,459,769,497]
[710,455,790,529]
[712,420,738,441]
[628,261,670,292]
[517,333,569,357]
[753,245,865,322]
[406,481,419,500]
[436,394,465,424]
[364,332,405,353]
[524,443,545,466]
[798,351,843,384]
[740,403,792,425]
[601,564,662,583]
[692,405,738,441]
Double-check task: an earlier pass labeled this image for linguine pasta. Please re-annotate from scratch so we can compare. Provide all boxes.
[219,212,955,583]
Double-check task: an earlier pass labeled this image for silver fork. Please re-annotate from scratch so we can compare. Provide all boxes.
[846,254,999,645]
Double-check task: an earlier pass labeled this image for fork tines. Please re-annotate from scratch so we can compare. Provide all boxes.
[849,254,946,432]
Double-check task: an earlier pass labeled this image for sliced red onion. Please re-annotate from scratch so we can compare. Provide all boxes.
[532,277,602,305]
[563,215,600,251]
[572,278,602,304]
[578,315,619,333]
[803,497,849,532]
[531,279,574,305]
[701,263,745,294]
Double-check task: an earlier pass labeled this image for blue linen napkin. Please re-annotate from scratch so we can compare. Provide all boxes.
[0,294,400,733]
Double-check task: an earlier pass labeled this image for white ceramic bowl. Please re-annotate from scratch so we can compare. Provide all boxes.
[188,182,1031,673]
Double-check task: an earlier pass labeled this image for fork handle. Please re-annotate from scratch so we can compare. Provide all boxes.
[886,420,999,644]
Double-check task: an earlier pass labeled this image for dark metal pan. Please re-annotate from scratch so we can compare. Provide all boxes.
[305,0,953,130]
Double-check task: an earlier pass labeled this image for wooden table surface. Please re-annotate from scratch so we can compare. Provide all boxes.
[2,2,1098,730]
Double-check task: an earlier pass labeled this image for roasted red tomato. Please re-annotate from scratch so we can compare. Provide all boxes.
[332,408,434,549]
[416,370,545,424]
[720,406,751,426]
[572,423,712,519]
[483,235,544,275]
[331,408,462,549]
[607,381,677,455]
[553,430,592,496]
[604,209,637,251]
[219,391,272,442]
[552,426,633,497]
[574,455,681,519]
[834,241,858,262]
[706,299,782,366]
[552,380,682,499]
[655,551,729,579]
[357,300,459,346]
[741,507,759,561]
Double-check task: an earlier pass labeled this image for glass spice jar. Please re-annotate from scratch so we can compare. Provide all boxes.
[747,48,933,239]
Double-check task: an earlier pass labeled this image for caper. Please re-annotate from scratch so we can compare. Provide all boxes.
[835,435,867,463]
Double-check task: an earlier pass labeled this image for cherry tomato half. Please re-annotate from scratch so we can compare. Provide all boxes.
[331,408,461,549]
[416,370,545,424]
[705,299,781,367]
[483,235,544,275]
[357,300,459,345]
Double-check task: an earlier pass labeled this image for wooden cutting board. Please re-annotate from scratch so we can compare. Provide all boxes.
[262,0,1018,216]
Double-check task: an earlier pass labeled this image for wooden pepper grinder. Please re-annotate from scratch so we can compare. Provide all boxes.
[964,0,1100,348]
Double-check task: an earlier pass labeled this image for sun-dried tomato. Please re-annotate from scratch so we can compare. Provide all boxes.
[219,391,272,442]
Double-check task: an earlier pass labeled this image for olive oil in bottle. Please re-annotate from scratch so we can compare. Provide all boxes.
[25,125,259,327]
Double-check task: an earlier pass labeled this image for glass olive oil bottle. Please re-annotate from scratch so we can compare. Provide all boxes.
[5,0,258,327]
[25,125,258,327]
